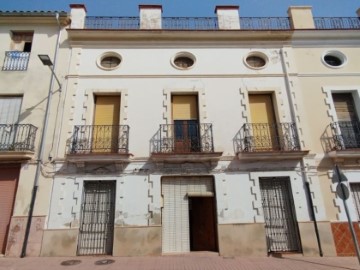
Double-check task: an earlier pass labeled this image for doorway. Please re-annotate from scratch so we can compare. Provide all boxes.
[189,196,217,251]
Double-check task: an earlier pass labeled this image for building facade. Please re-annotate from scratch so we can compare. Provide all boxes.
[1,3,360,257]
[0,11,70,256]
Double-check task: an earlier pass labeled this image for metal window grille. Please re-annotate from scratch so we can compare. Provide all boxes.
[260,177,302,253]
[77,181,116,256]
[351,183,360,221]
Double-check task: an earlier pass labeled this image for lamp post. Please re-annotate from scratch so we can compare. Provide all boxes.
[20,55,61,257]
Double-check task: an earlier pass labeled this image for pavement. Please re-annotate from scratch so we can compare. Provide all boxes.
[0,253,360,270]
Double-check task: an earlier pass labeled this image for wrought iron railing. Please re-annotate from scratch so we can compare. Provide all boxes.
[240,17,291,30]
[69,125,129,154]
[2,51,30,71]
[330,121,360,150]
[85,16,140,29]
[151,123,214,154]
[84,16,360,30]
[162,17,218,30]
[237,122,300,152]
[0,124,37,151]
[314,17,360,29]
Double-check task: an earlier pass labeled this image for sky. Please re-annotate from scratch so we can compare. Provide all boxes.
[0,0,359,17]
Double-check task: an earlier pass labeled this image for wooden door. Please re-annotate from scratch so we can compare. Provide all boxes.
[189,197,217,251]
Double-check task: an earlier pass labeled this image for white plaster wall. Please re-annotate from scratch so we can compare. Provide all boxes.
[62,47,292,157]
[77,48,284,76]
[215,173,255,224]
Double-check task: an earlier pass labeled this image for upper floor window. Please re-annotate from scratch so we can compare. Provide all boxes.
[11,31,34,52]
[2,31,33,71]
[322,50,347,68]
[171,52,196,70]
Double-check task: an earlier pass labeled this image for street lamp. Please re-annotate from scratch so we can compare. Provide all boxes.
[21,54,61,257]
[38,54,62,89]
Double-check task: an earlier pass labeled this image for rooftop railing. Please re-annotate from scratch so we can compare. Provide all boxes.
[85,16,140,29]
[84,16,360,30]
[240,17,291,30]
[314,17,360,29]
[162,17,218,30]
[2,51,30,71]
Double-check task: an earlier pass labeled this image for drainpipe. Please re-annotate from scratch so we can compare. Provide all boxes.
[20,13,62,258]
[279,48,323,256]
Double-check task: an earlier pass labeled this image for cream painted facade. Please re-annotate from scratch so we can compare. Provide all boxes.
[0,12,70,256]
[1,4,360,258]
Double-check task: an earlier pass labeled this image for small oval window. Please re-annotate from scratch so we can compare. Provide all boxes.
[97,52,122,70]
[244,52,268,70]
[322,51,347,68]
[101,56,121,68]
[171,52,196,70]
[246,56,266,68]
[174,57,194,68]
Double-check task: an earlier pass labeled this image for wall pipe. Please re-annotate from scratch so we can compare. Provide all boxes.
[20,13,62,258]
[280,48,323,256]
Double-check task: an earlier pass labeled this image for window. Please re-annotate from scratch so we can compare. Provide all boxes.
[172,95,200,152]
[171,52,196,70]
[322,51,347,68]
[2,32,33,71]
[0,96,22,124]
[246,56,266,68]
[97,52,122,70]
[100,56,121,69]
[11,31,33,52]
[244,52,268,69]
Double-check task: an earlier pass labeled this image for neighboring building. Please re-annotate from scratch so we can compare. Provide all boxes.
[1,3,360,258]
[0,11,70,256]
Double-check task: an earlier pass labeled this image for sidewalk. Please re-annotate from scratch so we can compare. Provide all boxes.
[0,254,359,270]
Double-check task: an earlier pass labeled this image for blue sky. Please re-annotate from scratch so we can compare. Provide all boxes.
[0,0,359,17]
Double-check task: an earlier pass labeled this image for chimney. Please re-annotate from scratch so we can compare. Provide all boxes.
[288,6,315,29]
[69,4,87,29]
[215,6,240,29]
[139,5,162,29]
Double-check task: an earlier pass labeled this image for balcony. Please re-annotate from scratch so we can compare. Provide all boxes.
[0,124,37,160]
[328,121,360,160]
[151,123,222,163]
[67,125,131,164]
[236,122,308,160]
[2,51,30,71]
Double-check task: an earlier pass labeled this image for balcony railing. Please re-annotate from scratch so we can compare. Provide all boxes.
[330,121,360,150]
[240,17,291,30]
[162,17,218,30]
[2,51,30,71]
[85,16,140,29]
[69,125,130,154]
[237,122,300,152]
[0,124,37,151]
[314,17,360,29]
[152,123,214,154]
